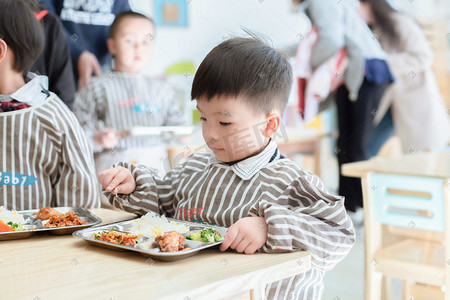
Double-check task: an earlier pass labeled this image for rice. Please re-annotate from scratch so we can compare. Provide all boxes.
[0,206,26,226]
[130,212,189,241]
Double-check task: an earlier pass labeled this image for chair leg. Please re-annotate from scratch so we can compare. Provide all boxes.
[382,276,391,300]
[366,268,383,300]
[403,280,413,300]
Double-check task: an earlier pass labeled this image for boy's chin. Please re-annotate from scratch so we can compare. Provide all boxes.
[214,152,248,164]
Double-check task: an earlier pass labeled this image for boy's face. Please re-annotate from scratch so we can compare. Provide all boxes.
[196,95,274,163]
[107,17,154,73]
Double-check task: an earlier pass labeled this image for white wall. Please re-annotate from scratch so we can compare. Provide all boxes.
[392,0,450,19]
[130,0,310,75]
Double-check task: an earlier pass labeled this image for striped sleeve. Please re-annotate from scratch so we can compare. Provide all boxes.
[249,172,355,272]
[49,99,101,208]
[72,80,105,153]
[105,161,185,216]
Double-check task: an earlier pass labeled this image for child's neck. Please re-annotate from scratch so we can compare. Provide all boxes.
[0,70,25,95]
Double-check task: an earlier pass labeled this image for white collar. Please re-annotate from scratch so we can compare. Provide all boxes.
[206,141,280,180]
[7,73,49,105]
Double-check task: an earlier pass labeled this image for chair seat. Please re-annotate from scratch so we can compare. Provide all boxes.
[374,239,445,286]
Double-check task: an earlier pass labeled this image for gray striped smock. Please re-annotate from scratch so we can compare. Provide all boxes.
[106,141,355,299]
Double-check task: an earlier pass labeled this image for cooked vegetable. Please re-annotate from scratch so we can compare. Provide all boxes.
[7,222,18,229]
[93,230,138,246]
[0,220,14,232]
[186,228,223,243]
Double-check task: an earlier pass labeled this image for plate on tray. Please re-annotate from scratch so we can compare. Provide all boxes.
[73,218,227,261]
[0,207,102,241]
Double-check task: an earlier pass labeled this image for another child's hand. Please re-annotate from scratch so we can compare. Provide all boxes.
[98,166,136,195]
[94,128,120,149]
[220,217,268,254]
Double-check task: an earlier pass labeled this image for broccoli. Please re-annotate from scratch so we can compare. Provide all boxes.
[214,231,223,242]
[185,232,201,241]
[186,228,224,243]
[200,228,223,243]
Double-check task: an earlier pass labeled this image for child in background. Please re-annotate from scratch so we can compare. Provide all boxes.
[0,0,100,210]
[73,11,187,184]
[98,36,355,299]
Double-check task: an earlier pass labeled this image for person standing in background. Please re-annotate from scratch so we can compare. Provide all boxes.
[31,5,76,109]
[292,0,394,223]
[360,0,450,155]
[41,0,131,90]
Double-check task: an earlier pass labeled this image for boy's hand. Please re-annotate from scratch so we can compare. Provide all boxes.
[220,217,268,254]
[98,166,136,195]
[94,128,120,149]
[78,50,102,91]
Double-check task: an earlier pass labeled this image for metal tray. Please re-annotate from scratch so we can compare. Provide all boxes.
[0,207,102,241]
[73,219,227,261]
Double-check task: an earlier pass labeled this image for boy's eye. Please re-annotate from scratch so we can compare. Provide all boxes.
[200,117,206,121]
[219,122,231,126]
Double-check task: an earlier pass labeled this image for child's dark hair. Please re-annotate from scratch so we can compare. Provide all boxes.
[0,0,44,77]
[110,11,155,38]
[191,36,293,115]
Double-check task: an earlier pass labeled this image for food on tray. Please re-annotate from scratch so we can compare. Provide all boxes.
[36,207,63,220]
[0,220,14,232]
[93,230,138,246]
[155,231,185,252]
[130,212,189,241]
[44,211,87,228]
[186,228,224,243]
[0,206,26,232]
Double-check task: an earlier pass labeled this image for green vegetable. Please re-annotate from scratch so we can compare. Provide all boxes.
[185,232,201,241]
[7,221,21,230]
[186,228,223,243]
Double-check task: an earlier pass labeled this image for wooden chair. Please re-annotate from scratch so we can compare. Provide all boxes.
[362,172,449,300]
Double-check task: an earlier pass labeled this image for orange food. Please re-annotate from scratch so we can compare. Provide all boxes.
[0,220,14,232]
[94,231,138,246]
[36,207,63,220]
[44,211,87,228]
[155,231,185,252]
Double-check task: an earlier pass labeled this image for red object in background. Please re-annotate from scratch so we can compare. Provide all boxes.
[34,10,48,21]
[297,78,307,119]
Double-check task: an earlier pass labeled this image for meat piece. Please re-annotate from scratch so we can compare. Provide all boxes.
[155,231,185,252]
[43,211,87,227]
[36,207,63,220]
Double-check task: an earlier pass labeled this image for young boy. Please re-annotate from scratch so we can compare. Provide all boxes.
[0,0,99,210]
[73,11,187,180]
[99,37,355,299]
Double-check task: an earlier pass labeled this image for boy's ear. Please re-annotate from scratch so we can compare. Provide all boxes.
[262,113,281,138]
[107,38,116,55]
[0,39,7,62]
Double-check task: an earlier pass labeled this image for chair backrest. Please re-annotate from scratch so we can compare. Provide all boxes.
[370,173,445,232]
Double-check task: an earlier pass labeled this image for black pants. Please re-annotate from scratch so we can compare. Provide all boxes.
[336,80,389,211]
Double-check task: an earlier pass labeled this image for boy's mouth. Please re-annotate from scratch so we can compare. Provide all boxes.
[209,146,223,152]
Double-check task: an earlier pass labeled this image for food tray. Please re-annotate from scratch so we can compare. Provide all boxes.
[73,219,227,261]
[0,207,102,241]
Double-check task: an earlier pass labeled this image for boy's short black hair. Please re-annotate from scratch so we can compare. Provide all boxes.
[0,0,44,76]
[191,36,293,115]
[110,11,155,38]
